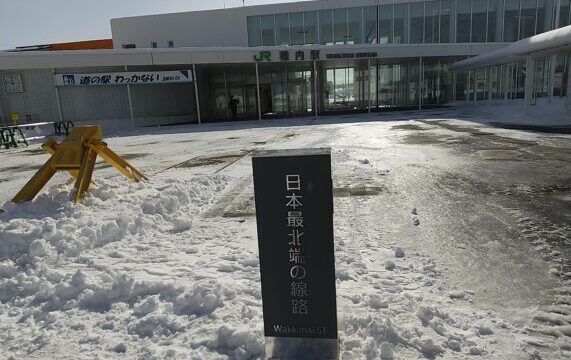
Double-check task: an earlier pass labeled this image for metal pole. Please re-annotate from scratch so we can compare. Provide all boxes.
[52,69,64,122]
[504,64,511,101]
[489,67,494,106]
[548,55,555,103]
[224,70,229,119]
[566,52,571,110]
[452,71,457,103]
[473,70,478,106]
[192,64,201,124]
[125,66,135,129]
[549,0,562,102]
[313,59,319,118]
[496,65,504,99]
[255,61,262,121]
[368,58,372,118]
[524,56,535,111]
[466,70,471,102]
[418,57,422,110]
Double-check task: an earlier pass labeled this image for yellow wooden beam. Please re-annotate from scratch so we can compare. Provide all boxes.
[74,146,98,203]
[12,159,57,204]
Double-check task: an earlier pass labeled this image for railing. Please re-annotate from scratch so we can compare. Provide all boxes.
[0,121,75,150]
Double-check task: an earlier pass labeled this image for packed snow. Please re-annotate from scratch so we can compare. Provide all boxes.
[0,106,570,359]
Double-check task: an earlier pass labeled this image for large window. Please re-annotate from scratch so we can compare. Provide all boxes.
[379,5,393,44]
[520,0,537,39]
[304,11,318,44]
[504,0,520,42]
[379,64,394,106]
[276,13,289,45]
[394,4,409,43]
[536,0,552,34]
[348,7,363,44]
[487,0,504,42]
[324,67,356,110]
[471,0,487,42]
[410,2,425,43]
[440,0,455,43]
[560,0,571,27]
[247,17,261,47]
[333,8,348,44]
[290,12,304,45]
[261,15,276,46]
[364,6,378,43]
[320,10,333,45]
[425,1,440,43]
[457,0,472,42]
[246,0,557,49]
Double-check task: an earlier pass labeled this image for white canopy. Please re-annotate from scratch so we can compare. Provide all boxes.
[451,25,571,71]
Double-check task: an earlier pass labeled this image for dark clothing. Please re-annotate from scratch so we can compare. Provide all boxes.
[229,98,239,120]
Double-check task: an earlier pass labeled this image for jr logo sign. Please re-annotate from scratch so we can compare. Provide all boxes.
[254,50,272,62]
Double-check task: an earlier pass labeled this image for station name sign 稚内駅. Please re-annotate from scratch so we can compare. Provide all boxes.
[254,49,378,62]
[54,70,193,87]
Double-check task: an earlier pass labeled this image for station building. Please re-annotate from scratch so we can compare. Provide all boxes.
[0,0,570,128]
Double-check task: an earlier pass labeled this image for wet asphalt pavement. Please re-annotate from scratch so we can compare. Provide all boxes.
[394,119,571,314]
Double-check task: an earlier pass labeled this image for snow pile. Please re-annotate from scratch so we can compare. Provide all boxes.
[0,174,226,261]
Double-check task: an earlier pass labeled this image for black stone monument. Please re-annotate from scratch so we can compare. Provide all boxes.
[252,148,338,360]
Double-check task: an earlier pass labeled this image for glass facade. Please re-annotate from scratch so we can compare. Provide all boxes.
[456,0,471,43]
[364,6,378,43]
[319,10,333,45]
[379,5,393,44]
[410,3,425,43]
[471,0,487,43]
[247,0,567,46]
[394,4,409,43]
[234,3,571,120]
[304,11,318,44]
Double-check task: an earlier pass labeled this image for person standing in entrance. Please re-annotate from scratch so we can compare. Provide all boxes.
[228,95,239,120]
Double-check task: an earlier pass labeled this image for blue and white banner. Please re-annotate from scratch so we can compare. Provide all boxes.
[54,70,192,87]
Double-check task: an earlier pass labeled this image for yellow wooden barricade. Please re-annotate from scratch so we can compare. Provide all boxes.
[12,125,147,204]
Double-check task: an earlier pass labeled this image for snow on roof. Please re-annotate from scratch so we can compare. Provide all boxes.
[451,25,571,71]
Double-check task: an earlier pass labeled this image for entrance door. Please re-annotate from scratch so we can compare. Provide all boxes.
[272,83,287,115]
[260,85,273,115]
[289,79,314,115]
[228,87,245,118]
[245,85,258,118]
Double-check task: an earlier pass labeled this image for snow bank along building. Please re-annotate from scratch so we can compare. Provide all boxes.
[0,0,570,128]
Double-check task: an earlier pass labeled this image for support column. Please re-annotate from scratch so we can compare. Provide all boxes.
[548,55,556,103]
[452,71,457,103]
[418,57,423,110]
[192,64,201,124]
[313,60,319,118]
[504,65,511,101]
[550,0,562,103]
[52,69,64,122]
[566,53,571,111]
[368,58,372,117]
[473,70,478,106]
[223,70,229,119]
[488,67,493,106]
[466,70,471,102]
[125,66,135,129]
[524,56,535,111]
[255,61,261,121]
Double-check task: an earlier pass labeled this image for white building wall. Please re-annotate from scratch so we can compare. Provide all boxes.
[0,66,197,130]
[0,69,60,124]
